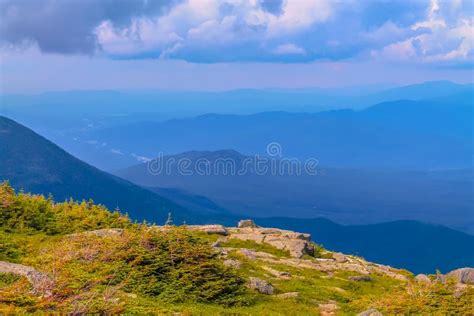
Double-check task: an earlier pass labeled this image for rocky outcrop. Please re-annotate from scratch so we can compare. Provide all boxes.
[227,223,314,258]
[0,261,53,297]
[415,274,431,283]
[333,253,348,263]
[247,277,274,294]
[446,268,474,284]
[186,225,229,235]
[179,220,412,282]
[238,219,258,228]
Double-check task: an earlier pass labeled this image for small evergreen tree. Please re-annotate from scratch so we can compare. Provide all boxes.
[165,212,173,226]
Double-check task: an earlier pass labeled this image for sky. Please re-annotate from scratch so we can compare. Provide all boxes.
[0,0,473,93]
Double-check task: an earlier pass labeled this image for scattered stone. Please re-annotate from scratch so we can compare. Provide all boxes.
[0,261,53,297]
[350,275,372,282]
[318,301,339,316]
[186,224,228,235]
[238,219,258,228]
[247,277,274,294]
[333,252,348,263]
[277,292,299,299]
[357,308,383,316]
[223,259,242,269]
[415,274,431,284]
[446,267,474,285]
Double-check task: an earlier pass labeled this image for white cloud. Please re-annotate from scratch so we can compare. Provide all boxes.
[372,0,473,65]
[94,0,333,59]
[266,0,332,37]
[3,0,472,66]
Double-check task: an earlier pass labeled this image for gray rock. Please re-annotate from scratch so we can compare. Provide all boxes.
[318,302,338,315]
[446,267,474,284]
[277,292,299,299]
[238,219,258,228]
[333,253,348,263]
[247,277,274,294]
[0,261,53,297]
[349,275,372,282]
[223,259,242,269]
[357,308,383,316]
[415,274,431,283]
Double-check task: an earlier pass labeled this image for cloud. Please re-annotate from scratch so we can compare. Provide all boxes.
[273,43,305,55]
[1,0,472,66]
[372,0,474,66]
[0,0,177,54]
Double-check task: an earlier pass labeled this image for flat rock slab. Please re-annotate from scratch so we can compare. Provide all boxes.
[0,261,53,297]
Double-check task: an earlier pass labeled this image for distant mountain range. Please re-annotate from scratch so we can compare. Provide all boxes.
[117,150,474,234]
[1,116,473,273]
[0,116,209,224]
[1,81,472,170]
[89,94,473,171]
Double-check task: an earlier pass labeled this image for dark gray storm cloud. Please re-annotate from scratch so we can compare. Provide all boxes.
[0,0,177,54]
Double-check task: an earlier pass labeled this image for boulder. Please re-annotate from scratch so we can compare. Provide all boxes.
[415,274,431,283]
[238,219,258,228]
[333,253,348,263]
[446,267,474,284]
[357,308,383,316]
[318,302,338,316]
[0,261,53,297]
[247,277,274,294]
[350,275,372,282]
[264,236,315,258]
[223,259,242,269]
